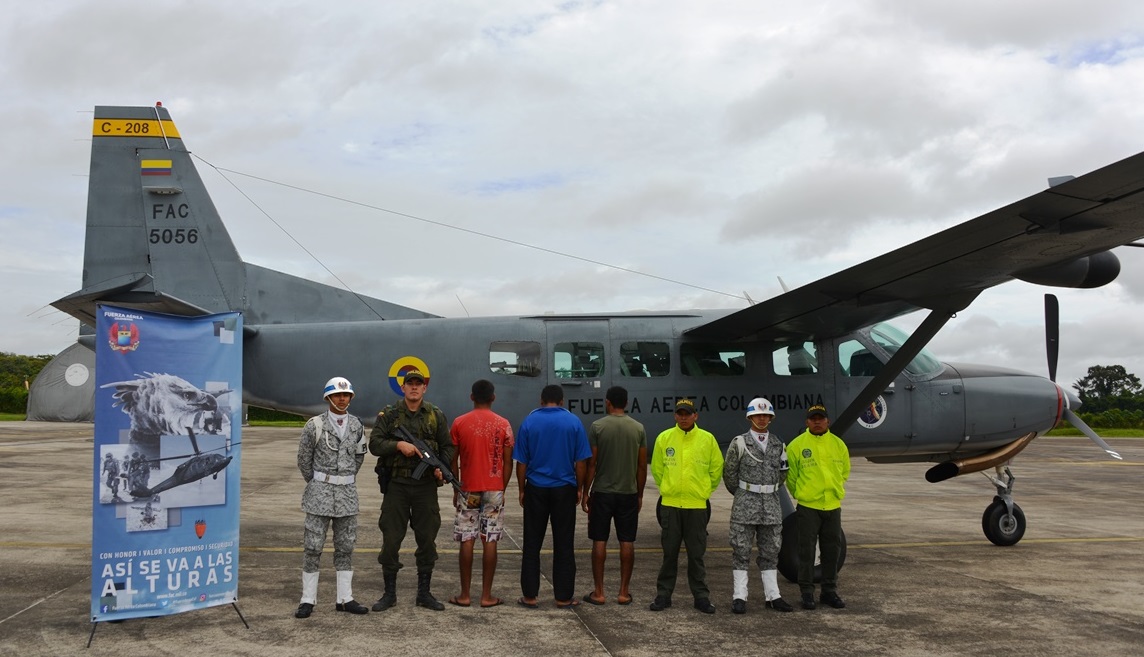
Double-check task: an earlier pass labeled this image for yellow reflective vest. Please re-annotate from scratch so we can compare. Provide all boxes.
[785,429,850,511]
[651,424,724,509]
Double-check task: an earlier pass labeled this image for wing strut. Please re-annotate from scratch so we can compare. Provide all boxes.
[832,293,979,435]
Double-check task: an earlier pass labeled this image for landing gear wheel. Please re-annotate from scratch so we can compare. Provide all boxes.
[777,513,847,583]
[982,499,1026,546]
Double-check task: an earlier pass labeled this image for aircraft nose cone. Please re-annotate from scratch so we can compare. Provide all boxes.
[955,365,1063,440]
[1062,385,1083,412]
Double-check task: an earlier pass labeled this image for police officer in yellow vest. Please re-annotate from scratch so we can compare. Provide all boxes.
[649,398,724,614]
[785,404,850,610]
[369,369,452,612]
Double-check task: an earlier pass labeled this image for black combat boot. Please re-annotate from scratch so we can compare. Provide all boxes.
[415,571,444,611]
[372,571,397,612]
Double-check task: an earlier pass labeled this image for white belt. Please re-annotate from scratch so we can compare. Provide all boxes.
[739,481,779,494]
[313,472,355,485]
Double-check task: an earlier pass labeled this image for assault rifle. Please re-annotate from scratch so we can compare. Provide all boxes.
[395,425,466,494]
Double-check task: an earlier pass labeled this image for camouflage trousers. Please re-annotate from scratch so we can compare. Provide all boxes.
[729,521,781,571]
[303,512,357,572]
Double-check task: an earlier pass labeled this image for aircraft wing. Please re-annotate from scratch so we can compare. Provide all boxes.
[686,150,1144,342]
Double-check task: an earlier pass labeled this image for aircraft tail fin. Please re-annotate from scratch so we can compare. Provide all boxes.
[53,105,435,327]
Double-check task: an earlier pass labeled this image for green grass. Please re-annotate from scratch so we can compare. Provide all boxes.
[1044,427,1144,438]
[0,412,307,426]
[249,419,307,428]
[0,415,307,427]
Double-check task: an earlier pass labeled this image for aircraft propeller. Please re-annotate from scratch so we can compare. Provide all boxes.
[1045,293,1059,382]
[1044,293,1123,460]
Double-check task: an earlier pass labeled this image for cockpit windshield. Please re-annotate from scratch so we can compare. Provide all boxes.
[870,322,943,378]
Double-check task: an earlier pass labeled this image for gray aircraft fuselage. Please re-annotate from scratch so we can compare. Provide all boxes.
[244,312,1061,461]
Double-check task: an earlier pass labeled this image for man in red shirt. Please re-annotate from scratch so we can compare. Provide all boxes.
[447,379,515,608]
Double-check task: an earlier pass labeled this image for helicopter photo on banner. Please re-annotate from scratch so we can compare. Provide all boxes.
[90,305,243,623]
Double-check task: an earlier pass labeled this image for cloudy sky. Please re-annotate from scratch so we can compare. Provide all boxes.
[4,0,1144,389]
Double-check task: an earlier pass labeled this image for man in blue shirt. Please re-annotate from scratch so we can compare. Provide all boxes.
[513,384,592,608]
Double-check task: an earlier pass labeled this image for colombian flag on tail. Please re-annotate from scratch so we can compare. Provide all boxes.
[140,159,172,176]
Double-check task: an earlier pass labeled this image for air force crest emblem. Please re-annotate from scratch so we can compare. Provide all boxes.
[108,322,140,353]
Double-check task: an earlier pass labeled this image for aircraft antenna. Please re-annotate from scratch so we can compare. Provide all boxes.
[151,104,171,151]
[193,155,388,321]
[200,159,748,303]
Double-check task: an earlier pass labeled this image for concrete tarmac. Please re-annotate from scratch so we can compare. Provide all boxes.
[1,422,1142,656]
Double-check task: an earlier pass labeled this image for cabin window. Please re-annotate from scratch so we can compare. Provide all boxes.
[680,343,745,376]
[489,341,542,377]
[773,342,818,376]
[619,341,670,377]
[839,339,881,377]
[554,342,605,379]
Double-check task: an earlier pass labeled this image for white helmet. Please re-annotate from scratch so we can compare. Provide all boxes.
[745,397,774,417]
[323,376,354,398]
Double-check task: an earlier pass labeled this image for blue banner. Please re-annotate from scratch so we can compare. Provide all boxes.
[91,305,243,622]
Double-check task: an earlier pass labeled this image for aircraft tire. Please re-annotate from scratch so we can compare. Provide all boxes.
[981,497,1002,537]
[777,513,847,583]
[981,500,1026,546]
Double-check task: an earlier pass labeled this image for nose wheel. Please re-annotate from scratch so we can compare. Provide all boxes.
[981,466,1026,546]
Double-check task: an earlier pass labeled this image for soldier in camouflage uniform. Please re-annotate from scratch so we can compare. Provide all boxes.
[294,376,369,618]
[722,397,794,614]
[102,452,121,499]
[369,369,453,612]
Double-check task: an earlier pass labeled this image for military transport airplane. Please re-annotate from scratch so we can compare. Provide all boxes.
[54,105,1144,577]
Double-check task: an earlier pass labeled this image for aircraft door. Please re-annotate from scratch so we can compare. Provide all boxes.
[835,337,913,456]
[545,320,611,415]
[909,375,965,454]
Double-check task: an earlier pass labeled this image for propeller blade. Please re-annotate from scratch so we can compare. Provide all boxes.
[1045,294,1059,382]
[1063,407,1123,460]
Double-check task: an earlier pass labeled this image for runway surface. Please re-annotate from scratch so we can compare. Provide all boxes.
[1,422,1141,656]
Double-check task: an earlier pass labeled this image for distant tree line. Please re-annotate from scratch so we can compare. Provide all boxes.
[0,351,302,421]
[0,352,53,414]
[1072,364,1144,429]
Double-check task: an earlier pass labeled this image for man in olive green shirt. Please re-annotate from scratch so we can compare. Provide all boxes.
[582,386,647,606]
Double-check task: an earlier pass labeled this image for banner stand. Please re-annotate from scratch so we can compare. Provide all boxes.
[89,306,244,638]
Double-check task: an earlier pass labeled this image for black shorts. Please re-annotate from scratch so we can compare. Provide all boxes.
[587,492,639,543]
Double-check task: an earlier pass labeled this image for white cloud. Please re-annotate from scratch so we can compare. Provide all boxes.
[3,0,1144,394]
